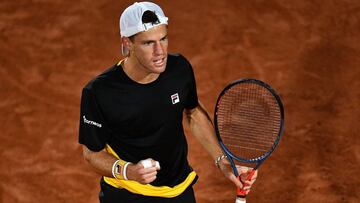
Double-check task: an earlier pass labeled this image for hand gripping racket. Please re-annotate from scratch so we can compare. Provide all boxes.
[214,78,284,203]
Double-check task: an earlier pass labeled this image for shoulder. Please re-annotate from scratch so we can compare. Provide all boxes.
[82,63,119,92]
[166,53,194,75]
[167,53,192,67]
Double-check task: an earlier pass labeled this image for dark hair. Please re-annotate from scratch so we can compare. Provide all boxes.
[142,10,160,24]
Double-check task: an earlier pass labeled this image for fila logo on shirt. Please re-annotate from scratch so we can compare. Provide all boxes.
[171,93,180,104]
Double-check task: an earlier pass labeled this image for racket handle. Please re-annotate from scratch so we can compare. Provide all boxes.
[237,169,255,197]
[235,197,246,203]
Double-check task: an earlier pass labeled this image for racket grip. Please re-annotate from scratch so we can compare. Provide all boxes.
[237,169,255,197]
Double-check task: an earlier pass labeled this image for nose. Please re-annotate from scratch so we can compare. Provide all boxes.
[153,42,164,56]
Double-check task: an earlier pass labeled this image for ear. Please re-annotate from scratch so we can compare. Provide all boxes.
[121,37,133,56]
[122,37,133,50]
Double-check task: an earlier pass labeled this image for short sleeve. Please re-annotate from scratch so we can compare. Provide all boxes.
[184,58,199,109]
[78,87,110,151]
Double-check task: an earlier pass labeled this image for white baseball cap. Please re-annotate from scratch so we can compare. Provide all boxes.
[120,2,169,55]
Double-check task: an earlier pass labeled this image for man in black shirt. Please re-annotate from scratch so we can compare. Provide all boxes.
[79,2,257,203]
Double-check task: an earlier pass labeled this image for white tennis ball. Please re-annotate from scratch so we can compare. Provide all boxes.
[140,158,160,169]
[140,159,152,168]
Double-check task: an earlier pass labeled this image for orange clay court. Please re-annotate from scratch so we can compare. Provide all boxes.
[0,0,359,202]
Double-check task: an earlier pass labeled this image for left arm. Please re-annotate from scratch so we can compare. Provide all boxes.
[184,101,255,189]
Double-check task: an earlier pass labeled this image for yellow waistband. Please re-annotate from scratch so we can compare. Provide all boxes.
[104,145,197,198]
[103,171,197,198]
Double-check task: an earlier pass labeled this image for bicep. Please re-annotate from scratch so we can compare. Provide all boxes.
[79,88,110,151]
[184,102,213,129]
[185,101,211,119]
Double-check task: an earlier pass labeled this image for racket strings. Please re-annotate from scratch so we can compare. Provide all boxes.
[217,83,281,160]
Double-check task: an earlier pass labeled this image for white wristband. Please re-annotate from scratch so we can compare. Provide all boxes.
[112,160,121,179]
[123,162,131,180]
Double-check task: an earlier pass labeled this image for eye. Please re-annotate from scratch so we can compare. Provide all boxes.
[143,41,154,46]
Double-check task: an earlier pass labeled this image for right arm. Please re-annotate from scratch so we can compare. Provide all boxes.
[82,145,159,184]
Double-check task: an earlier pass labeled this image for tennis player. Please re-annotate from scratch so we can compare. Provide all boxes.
[78,2,257,202]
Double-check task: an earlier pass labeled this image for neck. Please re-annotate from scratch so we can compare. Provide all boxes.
[122,57,160,84]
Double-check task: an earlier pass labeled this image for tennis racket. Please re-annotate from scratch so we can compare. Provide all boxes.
[214,78,284,203]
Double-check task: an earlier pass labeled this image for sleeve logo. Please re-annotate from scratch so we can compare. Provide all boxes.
[171,93,180,104]
[83,115,102,128]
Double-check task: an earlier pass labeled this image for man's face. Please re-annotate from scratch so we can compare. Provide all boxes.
[128,24,168,74]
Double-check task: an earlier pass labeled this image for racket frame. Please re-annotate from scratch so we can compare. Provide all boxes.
[214,78,284,177]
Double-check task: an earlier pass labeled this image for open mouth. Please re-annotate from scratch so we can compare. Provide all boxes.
[153,57,166,67]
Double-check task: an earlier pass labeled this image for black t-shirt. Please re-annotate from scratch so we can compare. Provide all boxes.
[79,54,199,187]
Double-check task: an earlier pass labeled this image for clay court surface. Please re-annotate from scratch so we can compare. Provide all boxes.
[1,0,359,202]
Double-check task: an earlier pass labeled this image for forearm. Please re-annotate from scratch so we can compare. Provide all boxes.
[185,102,223,160]
[82,145,117,177]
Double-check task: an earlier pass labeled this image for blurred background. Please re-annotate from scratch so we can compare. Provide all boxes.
[0,0,359,202]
